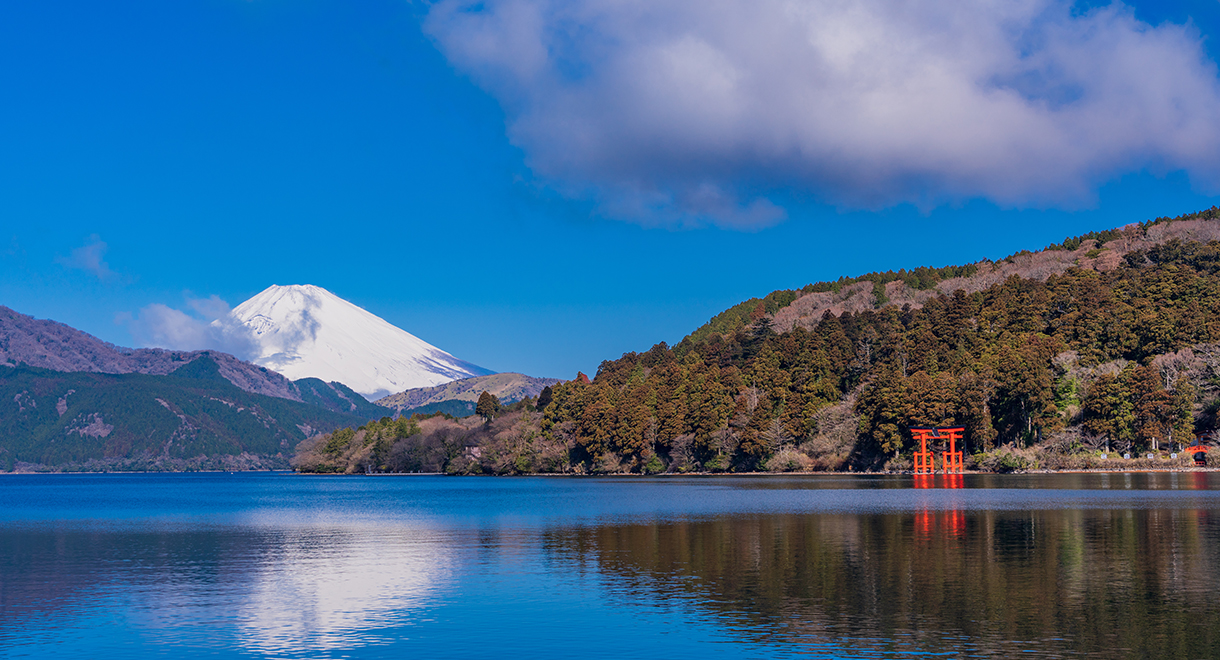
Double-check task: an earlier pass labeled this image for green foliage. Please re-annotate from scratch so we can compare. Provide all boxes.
[679,289,803,350]
[170,355,229,381]
[394,416,422,438]
[801,263,981,296]
[537,385,554,412]
[974,447,1038,473]
[1054,376,1081,411]
[476,390,501,422]
[324,428,356,456]
[1052,229,1127,252]
[872,280,889,307]
[293,377,389,419]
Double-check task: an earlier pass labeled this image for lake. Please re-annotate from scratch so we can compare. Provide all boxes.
[2,472,1219,658]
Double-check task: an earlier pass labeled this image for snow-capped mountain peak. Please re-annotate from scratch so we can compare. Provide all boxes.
[222,284,492,400]
[244,314,277,336]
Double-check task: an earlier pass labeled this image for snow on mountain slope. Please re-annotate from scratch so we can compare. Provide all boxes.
[224,285,492,400]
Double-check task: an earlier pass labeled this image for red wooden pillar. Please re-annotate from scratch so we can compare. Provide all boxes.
[940,427,965,474]
[911,428,937,474]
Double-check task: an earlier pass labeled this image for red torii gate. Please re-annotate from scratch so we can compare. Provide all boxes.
[910,427,965,474]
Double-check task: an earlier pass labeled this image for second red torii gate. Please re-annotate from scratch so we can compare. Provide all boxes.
[910,427,965,474]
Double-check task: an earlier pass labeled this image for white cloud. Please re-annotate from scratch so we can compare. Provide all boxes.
[122,295,257,358]
[425,0,1220,227]
[185,294,236,323]
[56,235,118,280]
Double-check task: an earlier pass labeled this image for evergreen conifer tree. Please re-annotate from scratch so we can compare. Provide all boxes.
[476,390,501,423]
[536,385,553,412]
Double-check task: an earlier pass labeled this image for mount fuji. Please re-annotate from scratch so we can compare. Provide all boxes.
[223,285,493,400]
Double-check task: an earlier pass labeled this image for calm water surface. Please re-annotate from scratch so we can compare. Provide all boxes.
[2,472,1219,659]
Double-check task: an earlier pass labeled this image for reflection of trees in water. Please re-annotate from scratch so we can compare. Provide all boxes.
[544,509,1220,657]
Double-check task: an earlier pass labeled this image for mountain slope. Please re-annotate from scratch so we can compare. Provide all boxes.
[681,207,1220,348]
[0,305,382,418]
[0,305,295,397]
[292,378,389,419]
[228,285,493,401]
[376,373,559,417]
[0,357,368,471]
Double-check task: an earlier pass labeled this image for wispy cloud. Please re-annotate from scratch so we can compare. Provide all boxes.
[120,294,258,359]
[56,235,118,280]
[426,0,1220,227]
[185,294,236,322]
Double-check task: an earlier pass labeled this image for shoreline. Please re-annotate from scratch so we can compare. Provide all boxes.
[5,467,1219,476]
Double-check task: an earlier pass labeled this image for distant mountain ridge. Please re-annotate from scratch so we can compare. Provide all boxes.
[0,357,368,472]
[682,207,1220,346]
[226,285,494,400]
[376,373,560,417]
[0,305,384,419]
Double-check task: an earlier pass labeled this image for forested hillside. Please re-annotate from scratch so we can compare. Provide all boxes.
[301,209,1220,474]
[1,356,368,471]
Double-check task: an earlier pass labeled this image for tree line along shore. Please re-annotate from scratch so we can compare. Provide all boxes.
[296,217,1220,475]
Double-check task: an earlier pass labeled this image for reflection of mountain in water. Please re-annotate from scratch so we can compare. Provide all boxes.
[544,508,1220,657]
[237,526,448,655]
[0,524,449,656]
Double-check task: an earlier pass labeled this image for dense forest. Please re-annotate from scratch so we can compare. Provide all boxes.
[297,210,1220,474]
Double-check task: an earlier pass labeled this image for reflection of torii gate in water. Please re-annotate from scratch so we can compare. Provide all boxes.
[910,427,965,474]
[911,427,967,536]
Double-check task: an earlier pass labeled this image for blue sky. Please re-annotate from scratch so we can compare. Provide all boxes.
[3,0,1220,379]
